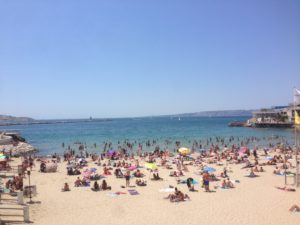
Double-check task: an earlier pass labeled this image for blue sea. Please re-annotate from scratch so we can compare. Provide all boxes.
[0,117,297,156]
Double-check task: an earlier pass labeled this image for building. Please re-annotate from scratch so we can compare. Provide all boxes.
[248,105,300,128]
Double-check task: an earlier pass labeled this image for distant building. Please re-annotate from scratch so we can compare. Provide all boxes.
[248,105,300,128]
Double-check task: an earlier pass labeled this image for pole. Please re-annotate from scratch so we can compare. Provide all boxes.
[294,88,299,187]
[27,170,33,204]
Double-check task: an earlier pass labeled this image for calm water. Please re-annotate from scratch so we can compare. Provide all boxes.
[0,117,297,155]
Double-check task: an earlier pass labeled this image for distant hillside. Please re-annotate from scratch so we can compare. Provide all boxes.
[0,115,34,125]
[171,110,253,117]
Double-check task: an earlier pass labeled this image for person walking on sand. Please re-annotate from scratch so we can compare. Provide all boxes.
[202,171,210,192]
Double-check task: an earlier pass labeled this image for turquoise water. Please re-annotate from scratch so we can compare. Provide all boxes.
[0,117,297,155]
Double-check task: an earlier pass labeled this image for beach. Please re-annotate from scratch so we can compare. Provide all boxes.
[2,148,299,225]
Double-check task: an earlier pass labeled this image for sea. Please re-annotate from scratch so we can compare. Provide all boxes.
[0,116,298,156]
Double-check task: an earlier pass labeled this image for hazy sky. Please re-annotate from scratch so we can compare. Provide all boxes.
[1,0,300,119]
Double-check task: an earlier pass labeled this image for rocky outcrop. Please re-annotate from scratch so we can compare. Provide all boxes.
[0,132,36,155]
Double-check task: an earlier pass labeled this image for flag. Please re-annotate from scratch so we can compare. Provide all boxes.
[294,88,300,105]
[295,110,300,125]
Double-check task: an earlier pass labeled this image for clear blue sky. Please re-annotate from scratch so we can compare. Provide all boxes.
[0,0,299,119]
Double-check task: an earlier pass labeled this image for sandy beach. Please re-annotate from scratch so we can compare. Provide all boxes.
[2,149,299,225]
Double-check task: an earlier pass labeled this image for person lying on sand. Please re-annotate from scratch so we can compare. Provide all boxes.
[221,178,234,189]
[165,188,190,202]
[289,204,300,212]
[62,183,70,192]
[133,169,144,178]
[169,170,184,177]
[136,179,147,186]
[103,167,111,175]
[276,186,296,192]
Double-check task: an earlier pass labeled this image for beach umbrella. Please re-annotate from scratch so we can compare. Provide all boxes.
[203,166,216,173]
[127,165,137,171]
[144,163,158,170]
[178,147,190,156]
[108,149,116,156]
[239,147,248,154]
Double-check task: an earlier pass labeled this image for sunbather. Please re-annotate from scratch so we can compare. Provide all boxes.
[133,169,144,178]
[136,179,147,186]
[92,181,100,191]
[62,183,70,192]
[101,180,111,190]
[289,204,300,212]
[165,188,190,202]
[74,177,82,187]
[276,186,296,192]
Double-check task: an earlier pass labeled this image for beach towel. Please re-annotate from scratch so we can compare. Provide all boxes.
[128,189,139,195]
[115,191,126,195]
[107,193,118,197]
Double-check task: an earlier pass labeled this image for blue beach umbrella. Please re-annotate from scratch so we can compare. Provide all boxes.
[203,166,216,173]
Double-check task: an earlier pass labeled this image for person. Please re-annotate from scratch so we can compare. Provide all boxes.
[40,162,46,173]
[62,183,70,192]
[125,171,130,187]
[165,187,190,202]
[226,178,234,188]
[221,179,227,188]
[74,177,82,187]
[276,186,296,192]
[114,168,123,178]
[103,167,111,175]
[289,204,300,212]
[253,166,259,172]
[187,177,196,191]
[133,169,143,178]
[152,171,162,180]
[92,181,100,191]
[249,168,257,177]
[101,180,111,190]
[136,179,147,186]
[202,172,210,192]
